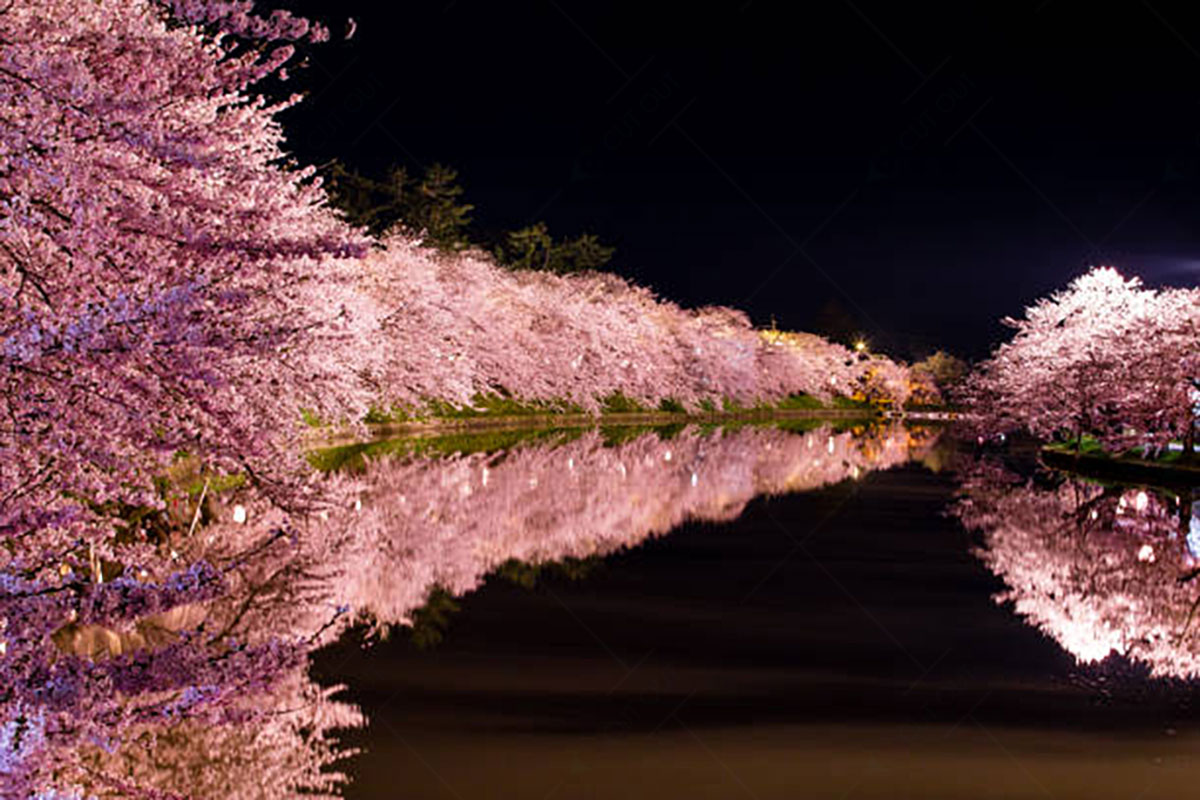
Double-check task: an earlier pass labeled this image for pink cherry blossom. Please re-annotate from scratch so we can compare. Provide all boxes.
[965,267,1198,453]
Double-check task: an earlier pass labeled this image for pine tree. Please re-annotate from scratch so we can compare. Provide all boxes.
[322,162,473,250]
[496,223,615,274]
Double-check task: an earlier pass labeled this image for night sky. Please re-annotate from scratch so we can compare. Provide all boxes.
[283,1,1200,359]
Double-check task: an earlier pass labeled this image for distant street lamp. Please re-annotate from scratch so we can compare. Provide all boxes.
[854,340,867,353]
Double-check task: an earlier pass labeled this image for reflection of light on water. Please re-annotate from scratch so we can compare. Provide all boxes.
[1190,501,1200,560]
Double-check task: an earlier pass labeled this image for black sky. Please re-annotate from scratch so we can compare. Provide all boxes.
[282,1,1200,359]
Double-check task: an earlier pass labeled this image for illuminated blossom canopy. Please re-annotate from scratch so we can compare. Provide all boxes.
[353,237,907,414]
[0,0,913,592]
[954,461,1200,677]
[0,0,920,794]
[966,267,1199,452]
[0,0,372,585]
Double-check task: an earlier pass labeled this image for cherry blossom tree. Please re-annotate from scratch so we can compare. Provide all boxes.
[0,0,920,792]
[854,355,912,409]
[0,1,371,793]
[966,267,1198,453]
[2,0,913,596]
[908,350,967,407]
[1097,286,1200,455]
[358,235,910,414]
[0,0,375,583]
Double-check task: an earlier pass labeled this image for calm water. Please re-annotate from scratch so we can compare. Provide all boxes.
[310,424,1200,800]
[10,422,1200,798]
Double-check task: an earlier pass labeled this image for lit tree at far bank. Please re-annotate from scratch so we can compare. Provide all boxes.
[966,268,1198,457]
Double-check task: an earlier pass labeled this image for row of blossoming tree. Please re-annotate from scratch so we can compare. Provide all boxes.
[0,0,926,795]
[0,0,917,574]
[0,0,920,635]
[966,267,1199,457]
[352,235,913,414]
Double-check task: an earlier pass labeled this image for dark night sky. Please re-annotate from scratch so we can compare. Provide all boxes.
[282,1,1200,359]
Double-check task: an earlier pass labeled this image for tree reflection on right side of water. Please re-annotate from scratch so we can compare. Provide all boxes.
[953,457,1200,678]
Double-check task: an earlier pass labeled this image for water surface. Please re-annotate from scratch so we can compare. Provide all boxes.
[311,426,1200,799]
[9,422,1200,798]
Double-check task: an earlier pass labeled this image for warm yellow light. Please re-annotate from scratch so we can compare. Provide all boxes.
[854,340,867,352]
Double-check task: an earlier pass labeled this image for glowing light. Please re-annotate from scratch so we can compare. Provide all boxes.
[232,504,247,524]
[854,340,867,353]
[1189,502,1200,559]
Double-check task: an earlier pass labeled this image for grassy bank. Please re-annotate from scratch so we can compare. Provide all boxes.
[305,392,879,429]
[1041,441,1200,486]
[308,411,884,473]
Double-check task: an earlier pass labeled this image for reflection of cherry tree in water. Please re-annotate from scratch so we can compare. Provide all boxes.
[955,461,1199,677]
[333,424,928,630]
[1,423,931,797]
[0,547,363,798]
